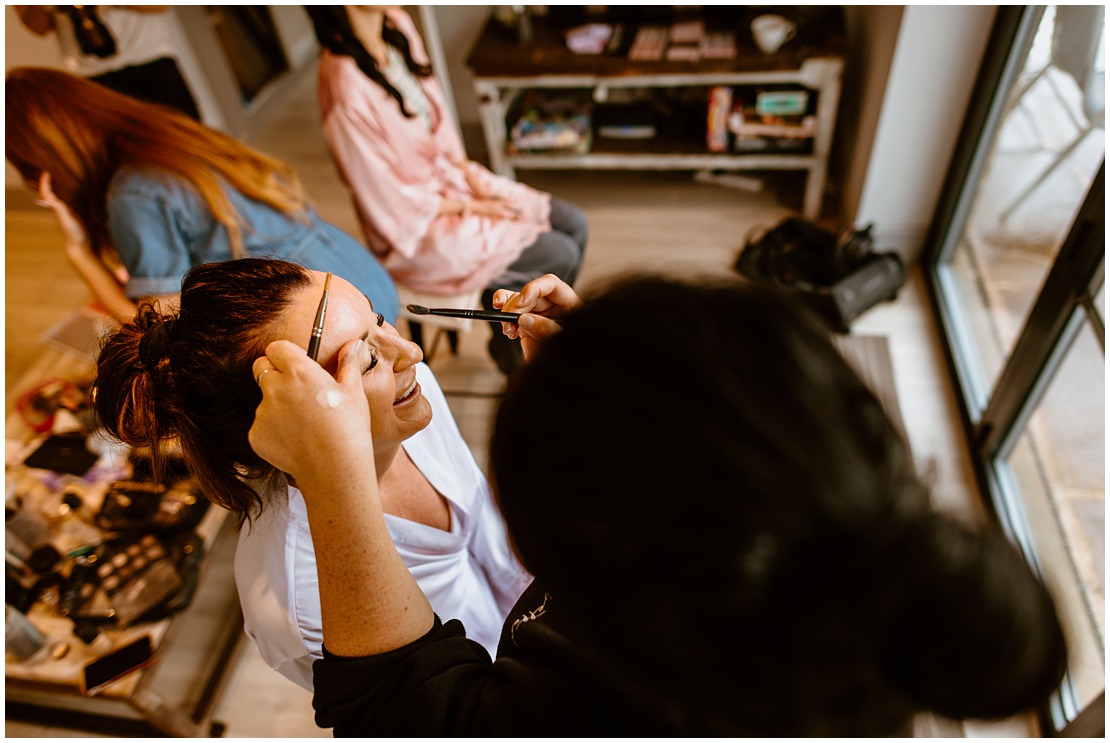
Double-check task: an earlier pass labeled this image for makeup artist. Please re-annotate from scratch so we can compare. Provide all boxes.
[91,259,530,692]
[306,6,587,375]
[248,272,1068,735]
[5,67,399,326]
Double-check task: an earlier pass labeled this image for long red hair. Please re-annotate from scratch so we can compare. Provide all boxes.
[5,67,308,257]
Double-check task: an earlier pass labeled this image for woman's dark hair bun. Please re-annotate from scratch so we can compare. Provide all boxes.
[882,515,1067,719]
[135,305,176,374]
[94,301,181,450]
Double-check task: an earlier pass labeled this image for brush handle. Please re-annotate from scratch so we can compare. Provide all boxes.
[306,333,323,361]
[425,308,521,323]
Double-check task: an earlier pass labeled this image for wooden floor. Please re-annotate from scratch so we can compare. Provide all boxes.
[5,63,1033,737]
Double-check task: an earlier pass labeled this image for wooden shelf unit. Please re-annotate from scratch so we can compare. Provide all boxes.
[466,13,846,219]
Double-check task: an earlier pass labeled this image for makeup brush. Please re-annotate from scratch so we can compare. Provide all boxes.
[406,304,521,323]
[306,272,333,361]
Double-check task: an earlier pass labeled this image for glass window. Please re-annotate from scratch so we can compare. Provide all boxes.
[926,6,1106,732]
[997,315,1104,716]
[942,6,1104,405]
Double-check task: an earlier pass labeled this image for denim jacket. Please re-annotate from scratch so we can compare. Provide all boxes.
[106,166,399,323]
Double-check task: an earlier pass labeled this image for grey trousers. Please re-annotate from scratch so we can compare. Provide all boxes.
[484,197,588,302]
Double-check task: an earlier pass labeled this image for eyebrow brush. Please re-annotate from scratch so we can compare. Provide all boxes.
[306,272,333,361]
[407,304,523,323]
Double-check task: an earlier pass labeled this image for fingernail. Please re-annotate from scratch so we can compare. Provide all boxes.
[519,314,535,330]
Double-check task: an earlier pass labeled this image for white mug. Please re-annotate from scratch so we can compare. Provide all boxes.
[751,14,797,55]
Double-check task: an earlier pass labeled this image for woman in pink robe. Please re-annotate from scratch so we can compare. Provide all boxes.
[308,6,588,374]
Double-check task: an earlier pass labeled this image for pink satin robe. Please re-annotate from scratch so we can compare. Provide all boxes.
[317,10,551,295]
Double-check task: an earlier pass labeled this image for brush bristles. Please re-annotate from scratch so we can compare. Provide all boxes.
[406,304,430,314]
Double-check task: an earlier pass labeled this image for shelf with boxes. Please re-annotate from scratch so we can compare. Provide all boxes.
[505,83,822,156]
[466,11,845,219]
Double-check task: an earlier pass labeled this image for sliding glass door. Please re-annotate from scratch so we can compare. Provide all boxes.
[923,6,1104,734]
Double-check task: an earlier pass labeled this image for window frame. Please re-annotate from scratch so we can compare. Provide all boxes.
[919,4,1106,734]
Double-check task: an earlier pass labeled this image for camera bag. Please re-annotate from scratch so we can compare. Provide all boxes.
[734,219,905,333]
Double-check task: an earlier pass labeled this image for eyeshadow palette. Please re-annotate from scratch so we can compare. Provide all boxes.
[64,534,184,628]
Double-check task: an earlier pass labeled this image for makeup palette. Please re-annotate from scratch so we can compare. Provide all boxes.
[67,534,182,627]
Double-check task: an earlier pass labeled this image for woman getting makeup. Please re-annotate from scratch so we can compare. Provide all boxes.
[247,272,1067,735]
[91,258,530,691]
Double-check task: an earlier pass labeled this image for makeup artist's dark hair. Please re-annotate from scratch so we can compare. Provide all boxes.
[305,6,432,119]
[93,258,313,524]
[490,275,1067,736]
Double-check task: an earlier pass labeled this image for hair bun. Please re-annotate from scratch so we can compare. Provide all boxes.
[135,305,176,374]
[881,516,1067,719]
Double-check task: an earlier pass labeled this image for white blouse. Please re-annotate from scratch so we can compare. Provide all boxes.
[234,362,532,690]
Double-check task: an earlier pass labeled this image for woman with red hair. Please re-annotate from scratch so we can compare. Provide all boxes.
[5,67,398,324]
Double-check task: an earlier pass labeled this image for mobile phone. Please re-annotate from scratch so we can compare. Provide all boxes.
[80,635,154,696]
[22,433,99,476]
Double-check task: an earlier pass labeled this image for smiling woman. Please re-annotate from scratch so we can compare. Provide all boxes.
[268,268,434,456]
[91,258,531,691]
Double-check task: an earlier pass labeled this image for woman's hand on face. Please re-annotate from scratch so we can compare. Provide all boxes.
[249,338,374,489]
[492,274,582,360]
[36,172,90,251]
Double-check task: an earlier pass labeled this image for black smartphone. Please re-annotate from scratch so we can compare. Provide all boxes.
[23,433,99,475]
[80,635,154,696]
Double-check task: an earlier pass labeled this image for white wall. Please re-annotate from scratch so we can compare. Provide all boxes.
[413,6,460,134]
[173,6,317,140]
[838,6,905,227]
[854,5,997,259]
[428,5,493,128]
[270,5,317,72]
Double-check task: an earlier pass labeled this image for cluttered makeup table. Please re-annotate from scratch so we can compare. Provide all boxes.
[5,340,244,737]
